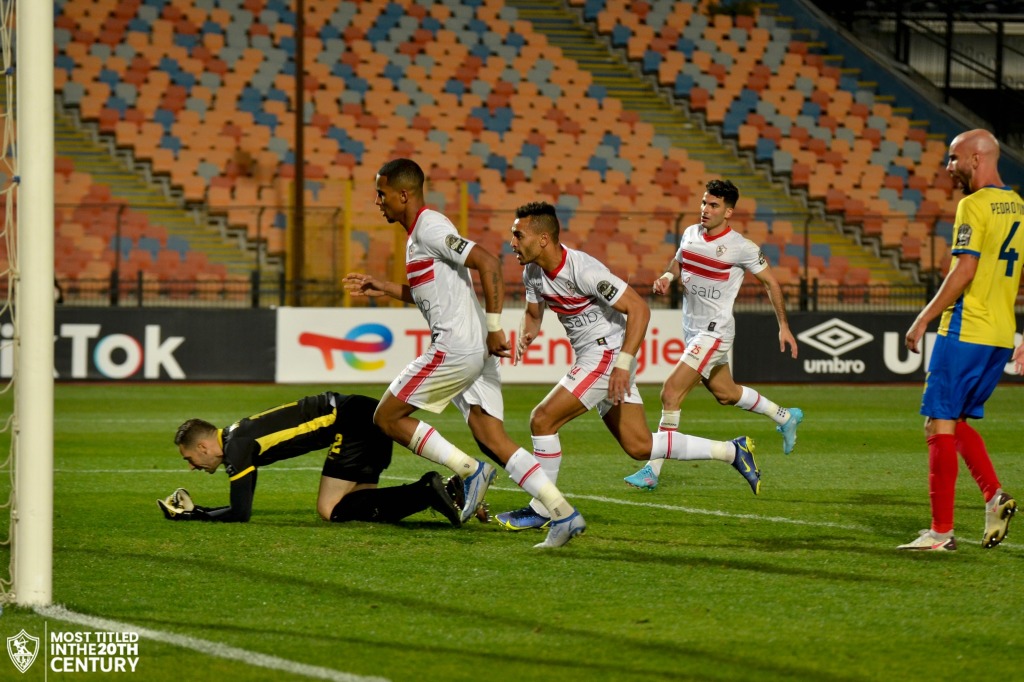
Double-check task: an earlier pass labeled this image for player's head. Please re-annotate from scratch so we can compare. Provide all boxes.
[700,179,738,230]
[510,201,560,266]
[174,418,223,474]
[947,129,1000,195]
[375,158,425,224]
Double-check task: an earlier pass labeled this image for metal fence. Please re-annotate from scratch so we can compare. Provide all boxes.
[51,273,960,313]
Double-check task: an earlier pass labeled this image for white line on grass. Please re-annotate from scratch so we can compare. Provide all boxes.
[34,604,390,682]
[63,468,873,533]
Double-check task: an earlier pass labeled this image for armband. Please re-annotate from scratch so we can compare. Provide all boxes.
[659,272,676,283]
[486,313,503,333]
[613,352,634,372]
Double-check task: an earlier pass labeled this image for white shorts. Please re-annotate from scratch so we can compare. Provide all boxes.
[681,332,733,380]
[389,346,504,420]
[558,345,643,417]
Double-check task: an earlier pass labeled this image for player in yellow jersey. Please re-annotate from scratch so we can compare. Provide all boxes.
[901,129,1020,551]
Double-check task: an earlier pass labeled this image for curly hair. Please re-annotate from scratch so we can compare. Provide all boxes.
[705,179,739,208]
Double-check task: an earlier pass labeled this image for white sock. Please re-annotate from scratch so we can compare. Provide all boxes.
[505,448,572,520]
[735,386,789,426]
[528,434,561,517]
[407,420,477,476]
[647,410,681,475]
[653,431,733,462]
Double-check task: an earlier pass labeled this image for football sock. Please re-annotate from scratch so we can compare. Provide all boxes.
[652,431,732,462]
[505,448,572,520]
[330,476,435,523]
[736,386,788,425]
[647,410,681,476]
[927,434,958,534]
[528,434,561,517]
[407,420,477,477]
[954,421,1001,503]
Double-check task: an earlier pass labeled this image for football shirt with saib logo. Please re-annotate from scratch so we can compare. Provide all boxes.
[404,207,487,353]
[939,185,1024,347]
[673,223,766,341]
[523,245,627,350]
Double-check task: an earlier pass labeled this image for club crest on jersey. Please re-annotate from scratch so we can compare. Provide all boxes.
[597,280,619,302]
[716,245,727,257]
[444,234,469,254]
[757,250,766,265]
[955,223,972,247]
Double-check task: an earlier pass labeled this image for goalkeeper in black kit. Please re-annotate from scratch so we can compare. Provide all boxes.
[158,392,467,526]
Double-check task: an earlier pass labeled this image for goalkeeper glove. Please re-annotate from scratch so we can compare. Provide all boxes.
[171,488,195,511]
[157,488,199,520]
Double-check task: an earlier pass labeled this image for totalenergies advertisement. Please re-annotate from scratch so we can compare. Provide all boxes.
[275,307,694,384]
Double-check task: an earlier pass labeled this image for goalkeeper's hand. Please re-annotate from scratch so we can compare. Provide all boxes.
[157,488,197,520]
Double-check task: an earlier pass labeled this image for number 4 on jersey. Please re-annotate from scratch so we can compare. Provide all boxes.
[999,221,1019,276]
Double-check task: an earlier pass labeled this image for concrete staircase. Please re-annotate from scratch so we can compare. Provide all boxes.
[504,0,912,283]
[56,106,256,277]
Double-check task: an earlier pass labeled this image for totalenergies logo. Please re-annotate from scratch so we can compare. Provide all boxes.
[298,323,393,370]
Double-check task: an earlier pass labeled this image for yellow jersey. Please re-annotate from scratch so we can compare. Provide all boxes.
[939,185,1024,347]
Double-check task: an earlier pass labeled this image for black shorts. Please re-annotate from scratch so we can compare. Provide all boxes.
[320,394,393,484]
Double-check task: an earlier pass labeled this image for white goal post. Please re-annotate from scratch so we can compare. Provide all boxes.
[10,0,55,606]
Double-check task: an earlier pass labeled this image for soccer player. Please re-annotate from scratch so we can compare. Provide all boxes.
[160,392,464,525]
[494,202,760,531]
[343,158,585,548]
[625,179,802,491]
[899,128,1019,551]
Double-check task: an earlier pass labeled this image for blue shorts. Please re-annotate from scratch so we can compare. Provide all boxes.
[920,335,1012,420]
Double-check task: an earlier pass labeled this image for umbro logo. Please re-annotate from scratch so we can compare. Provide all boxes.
[797,318,874,357]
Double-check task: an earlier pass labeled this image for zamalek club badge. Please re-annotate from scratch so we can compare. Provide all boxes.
[7,629,39,673]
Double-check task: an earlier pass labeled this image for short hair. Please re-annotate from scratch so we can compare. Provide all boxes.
[514,201,560,240]
[174,418,217,448]
[705,179,739,208]
[377,158,424,191]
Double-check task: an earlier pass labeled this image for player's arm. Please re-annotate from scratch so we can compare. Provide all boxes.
[753,264,797,359]
[1013,338,1024,375]
[514,301,543,365]
[905,254,978,354]
[608,286,651,402]
[652,258,682,296]
[343,273,414,304]
[464,244,511,358]
[159,471,256,522]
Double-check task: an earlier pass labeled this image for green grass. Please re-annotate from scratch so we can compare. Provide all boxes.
[1,383,1022,681]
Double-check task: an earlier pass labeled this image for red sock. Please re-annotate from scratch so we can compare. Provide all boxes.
[954,421,1001,503]
[927,434,958,534]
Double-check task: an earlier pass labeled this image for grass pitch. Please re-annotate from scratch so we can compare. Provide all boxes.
[1,382,1022,681]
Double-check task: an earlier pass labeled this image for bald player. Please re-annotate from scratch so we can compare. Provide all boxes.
[900,129,1020,551]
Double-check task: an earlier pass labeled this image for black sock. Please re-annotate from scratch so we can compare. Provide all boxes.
[330,478,433,523]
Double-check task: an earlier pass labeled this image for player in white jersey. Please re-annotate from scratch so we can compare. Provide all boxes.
[625,180,803,491]
[343,159,584,548]
[494,202,761,531]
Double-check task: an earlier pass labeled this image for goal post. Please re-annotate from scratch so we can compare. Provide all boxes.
[11,0,54,606]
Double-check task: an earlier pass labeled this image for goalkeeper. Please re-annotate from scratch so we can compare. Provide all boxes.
[158,392,465,525]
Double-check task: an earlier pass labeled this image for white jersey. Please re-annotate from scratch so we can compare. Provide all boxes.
[673,223,767,341]
[405,208,486,354]
[524,245,627,351]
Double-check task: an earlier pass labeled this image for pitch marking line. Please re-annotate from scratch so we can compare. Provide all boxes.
[66,468,872,533]
[34,604,390,682]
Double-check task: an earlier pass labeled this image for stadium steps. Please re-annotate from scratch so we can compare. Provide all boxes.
[55,111,256,277]
[503,0,912,283]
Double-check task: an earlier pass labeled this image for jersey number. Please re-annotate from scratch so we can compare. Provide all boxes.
[999,221,1020,277]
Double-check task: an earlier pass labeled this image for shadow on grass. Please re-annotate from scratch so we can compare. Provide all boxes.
[57,546,863,682]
